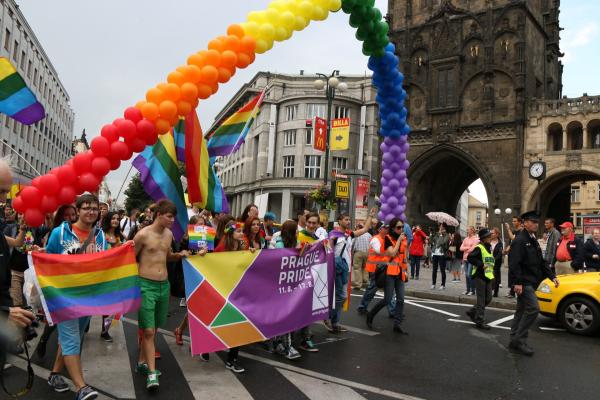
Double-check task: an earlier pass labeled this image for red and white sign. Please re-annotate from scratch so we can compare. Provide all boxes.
[355,177,370,222]
[313,117,327,152]
[582,215,600,240]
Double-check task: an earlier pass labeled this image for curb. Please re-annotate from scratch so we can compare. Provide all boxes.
[405,289,517,311]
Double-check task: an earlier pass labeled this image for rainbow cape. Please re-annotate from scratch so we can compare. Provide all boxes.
[206,90,265,157]
[0,57,45,125]
[298,229,318,245]
[29,243,140,325]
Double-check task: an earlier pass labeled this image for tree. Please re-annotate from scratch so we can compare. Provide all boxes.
[124,173,152,213]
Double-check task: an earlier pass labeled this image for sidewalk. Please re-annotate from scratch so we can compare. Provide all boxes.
[403,264,517,310]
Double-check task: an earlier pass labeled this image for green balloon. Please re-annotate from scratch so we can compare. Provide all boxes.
[349,12,363,28]
[359,0,375,8]
[373,47,386,57]
[377,21,389,36]
[361,19,375,33]
[356,27,368,41]
[373,8,382,22]
[341,0,357,13]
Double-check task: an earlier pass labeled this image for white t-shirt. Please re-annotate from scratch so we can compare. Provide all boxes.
[315,227,328,241]
[120,217,137,239]
[369,236,383,254]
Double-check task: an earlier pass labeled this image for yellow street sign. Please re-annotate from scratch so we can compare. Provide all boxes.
[335,180,350,199]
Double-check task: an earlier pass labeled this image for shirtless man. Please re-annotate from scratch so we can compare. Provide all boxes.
[133,199,188,390]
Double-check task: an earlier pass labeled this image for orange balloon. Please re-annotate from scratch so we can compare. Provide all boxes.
[167,71,186,86]
[141,102,159,121]
[205,49,221,67]
[236,53,254,69]
[221,50,238,69]
[146,88,164,105]
[227,24,245,39]
[180,82,199,101]
[168,114,180,126]
[208,38,225,53]
[157,82,169,91]
[187,52,206,68]
[223,35,240,52]
[182,65,202,84]
[210,81,219,95]
[158,100,178,120]
[162,83,181,102]
[135,100,146,110]
[177,101,192,116]
[200,65,219,84]
[217,67,232,83]
[240,36,257,54]
[155,118,171,135]
[197,83,212,99]
[191,98,199,110]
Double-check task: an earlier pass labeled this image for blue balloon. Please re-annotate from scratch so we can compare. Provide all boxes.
[402,124,411,135]
[389,129,401,138]
[385,43,395,52]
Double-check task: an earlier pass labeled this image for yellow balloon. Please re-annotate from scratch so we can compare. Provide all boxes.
[241,21,260,38]
[268,0,288,12]
[255,38,274,54]
[264,8,280,24]
[295,15,309,30]
[312,5,328,21]
[280,11,296,31]
[259,23,276,41]
[298,1,313,19]
[274,26,291,41]
[248,10,266,24]
[328,0,342,11]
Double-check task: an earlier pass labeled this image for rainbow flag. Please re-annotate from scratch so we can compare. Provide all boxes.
[172,118,186,162]
[183,112,229,213]
[188,224,216,251]
[29,243,140,325]
[0,57,45,125]
[206,90,265,157]
[132,128,189,241]
[298,229,318,245]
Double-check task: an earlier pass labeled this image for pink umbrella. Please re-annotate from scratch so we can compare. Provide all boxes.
[426,212,459,227]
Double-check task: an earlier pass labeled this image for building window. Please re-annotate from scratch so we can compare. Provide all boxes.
[476,211,482,223]
[304,155,321,179]
[334,106,349,119]
[19,51,25,70]
[597,184,600,201]
[4,29,10,51]
[283,130,296,147]
[285,105,298,121]
[305,129,313,145]
[283,155,295,178]
[571,186,580,203]
[12,40,18,62]
[332,156,347,172]
[306,103,326,119]
[27,60,32,79]
[436,68,455,108]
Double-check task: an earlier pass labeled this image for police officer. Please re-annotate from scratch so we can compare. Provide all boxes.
[465,228,494,330]
[508,211,559,356]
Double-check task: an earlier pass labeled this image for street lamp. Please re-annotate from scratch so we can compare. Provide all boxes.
[494,207,512,247]
[313,70,346,186]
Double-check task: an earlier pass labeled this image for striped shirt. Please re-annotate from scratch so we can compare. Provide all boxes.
[353,232,372,253]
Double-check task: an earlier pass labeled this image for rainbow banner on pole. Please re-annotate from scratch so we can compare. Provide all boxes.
[0,57,45,125]
[29,243,141,325]
[183,241,334,355]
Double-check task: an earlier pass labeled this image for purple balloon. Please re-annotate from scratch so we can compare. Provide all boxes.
[381,186,392,197]
[387,197,398,208]
[396,170,407,180]
[389,144,402,157]
[382,169,393,180]
[390,162,401,173]
[401,178,409,187]
[380,204,390,214]
[389,179,400,190]
[398,135,408,144]
[393,206,404,216]
[380,141,389,153]
[399,196,407,206]
[400,213,407,221]
[382,152,393,163]
[401,143,410,153]
[398,187,406,196]
[401,160,410,170]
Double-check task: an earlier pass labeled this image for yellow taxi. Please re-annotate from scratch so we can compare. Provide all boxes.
[536,272,600,335]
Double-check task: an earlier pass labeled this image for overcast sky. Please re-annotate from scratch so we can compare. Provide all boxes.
[15,0,600,206]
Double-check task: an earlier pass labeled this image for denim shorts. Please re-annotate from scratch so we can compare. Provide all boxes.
[57,316,91,356]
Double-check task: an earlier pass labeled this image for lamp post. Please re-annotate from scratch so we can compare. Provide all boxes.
[313,71,347,186]
[494,207,512,247]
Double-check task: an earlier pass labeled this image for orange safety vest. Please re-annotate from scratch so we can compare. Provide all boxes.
[386,235,408,279]
[365,235,388,273]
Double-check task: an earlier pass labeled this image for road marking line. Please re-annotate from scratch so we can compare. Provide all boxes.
[277,367,369,400]
[239,351,427,400]
[405,300,460,317]
[489,315,514,327]
[447,318,511,330]
[539,326,566,332]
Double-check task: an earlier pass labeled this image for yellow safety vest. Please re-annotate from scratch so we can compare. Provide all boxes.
[472,243,495,280]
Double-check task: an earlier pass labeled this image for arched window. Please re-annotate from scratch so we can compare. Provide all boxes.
[547,123,563,151]
[567,121,583,150]
[588,119,600,149]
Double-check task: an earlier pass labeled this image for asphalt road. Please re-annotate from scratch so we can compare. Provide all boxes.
[4,290,600,400]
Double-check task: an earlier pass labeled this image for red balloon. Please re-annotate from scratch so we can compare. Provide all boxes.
[25,208,45,227]
[101,124,119,143]
[20,186,41,208]
[56,165,77,186]
[39,174,60,196]
[109,158,121,171]
[79,173,100,192]
[137,119,156,143]
[73,151,93,175]
[40,195,58,213]
[31,176,43,190]
[91,157,111,177]
[146,129,158,146]
[110,141,130,161]
[57,186,77,205]
[91,136,111,157]
[127,137,146,153]
[114,118,137,142]
[124,146,133,161]
[124,107,143,124]
[11,196,25,213]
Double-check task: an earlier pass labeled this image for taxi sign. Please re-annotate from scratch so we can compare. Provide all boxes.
[335,180,350,199]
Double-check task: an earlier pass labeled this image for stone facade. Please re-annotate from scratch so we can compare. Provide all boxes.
[215,72,380,221]
[387,0,562,227]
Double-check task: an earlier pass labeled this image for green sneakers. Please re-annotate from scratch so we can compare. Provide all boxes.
[136,363,161,377]
[146,371,160,390]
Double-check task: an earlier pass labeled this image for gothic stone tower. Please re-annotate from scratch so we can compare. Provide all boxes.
[387,0,562,226]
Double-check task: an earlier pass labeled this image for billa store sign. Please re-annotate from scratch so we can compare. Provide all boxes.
[330,118,349,151]
[582,215,600,240]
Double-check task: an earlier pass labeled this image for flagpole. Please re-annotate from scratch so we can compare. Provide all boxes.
[113,163,134,207]
[227,85,270,157]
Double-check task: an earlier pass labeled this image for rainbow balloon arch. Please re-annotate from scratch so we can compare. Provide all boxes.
[12,0,410,225]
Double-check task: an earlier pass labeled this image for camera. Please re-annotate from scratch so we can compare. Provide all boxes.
[21,307,37,342]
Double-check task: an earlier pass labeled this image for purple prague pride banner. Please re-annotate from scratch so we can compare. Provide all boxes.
[182,241,334,355]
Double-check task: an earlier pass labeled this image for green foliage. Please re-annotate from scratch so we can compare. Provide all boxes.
[124,173,152,213]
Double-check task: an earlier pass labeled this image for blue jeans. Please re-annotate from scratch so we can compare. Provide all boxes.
[358,272,395,315]
[409,256,421,278]
[368,275,405,327]
[465,262,474,292]
[329,258,349,326]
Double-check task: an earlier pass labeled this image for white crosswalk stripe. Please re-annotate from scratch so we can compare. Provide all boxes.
[278,368,368,400]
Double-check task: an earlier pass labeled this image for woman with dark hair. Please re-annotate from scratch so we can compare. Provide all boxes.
[238,204,258,223]
[52,204,77,230]
[449,231,464,283]
[243,217,265,249]
[215,214,235,248]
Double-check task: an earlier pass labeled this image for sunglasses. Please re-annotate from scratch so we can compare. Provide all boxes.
[394,225,403,230]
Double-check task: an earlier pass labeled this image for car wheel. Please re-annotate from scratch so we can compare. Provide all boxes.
[558,297,600,336]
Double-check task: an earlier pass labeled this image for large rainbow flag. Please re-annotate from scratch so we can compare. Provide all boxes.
[0,57,45,125]
[206,90,265,157]
[29,243,140,325]
[132,126,189,241]
[183,241,334,355]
